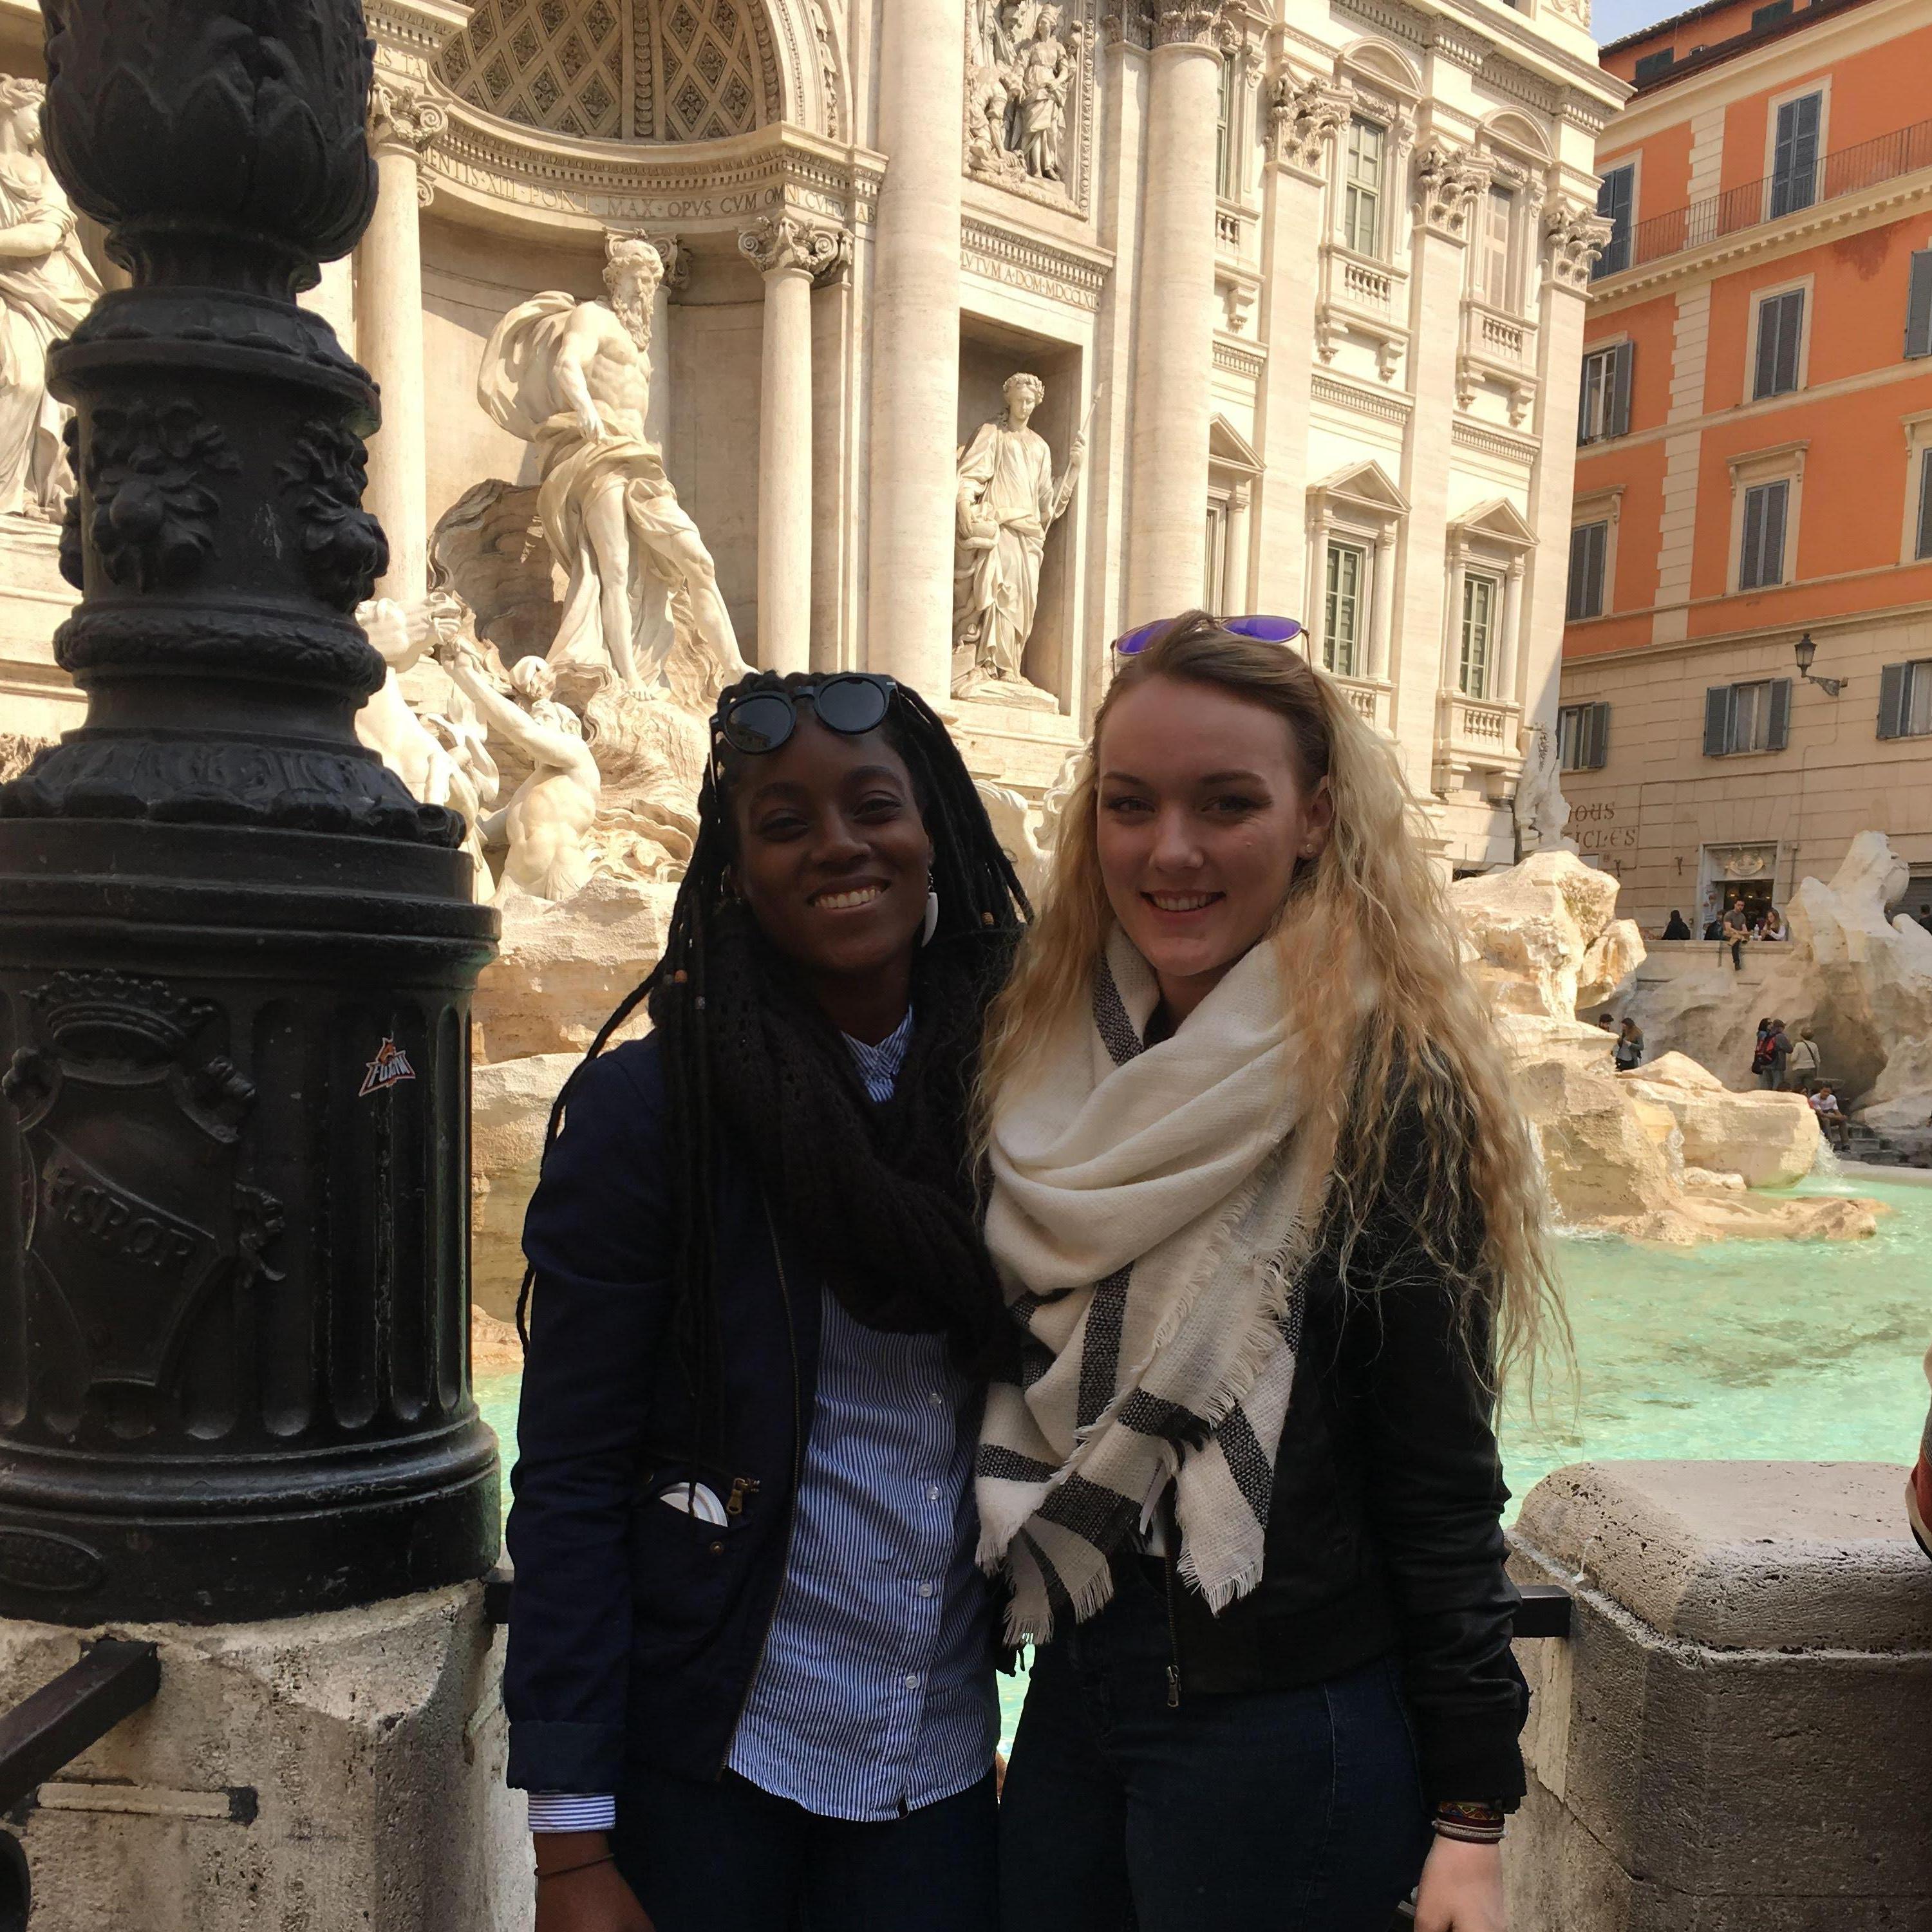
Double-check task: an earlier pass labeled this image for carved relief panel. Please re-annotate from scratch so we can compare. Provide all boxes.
[962,0,1098,218]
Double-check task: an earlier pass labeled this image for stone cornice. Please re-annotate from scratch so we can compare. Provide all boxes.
[1452,417,1539,465]
[1213,335,1266,382]
[961,216,1113,310]
[1311,372,1412,426]
[420,102,885,242]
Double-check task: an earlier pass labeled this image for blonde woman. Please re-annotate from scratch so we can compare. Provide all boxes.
[977,614,1556,1932]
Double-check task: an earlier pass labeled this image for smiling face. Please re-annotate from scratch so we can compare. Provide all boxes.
[1094,675,1333,1025]
[729,710,933,1026]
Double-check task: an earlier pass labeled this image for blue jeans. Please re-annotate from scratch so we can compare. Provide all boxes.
[610,1763,998,1932]
[1000,1561,1431,1932]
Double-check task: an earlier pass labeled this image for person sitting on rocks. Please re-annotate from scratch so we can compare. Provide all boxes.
[1808,1081,1850,1151]
[1661,909,1691,939]
[1759,905,1789,941]
[1720,900,1750,970]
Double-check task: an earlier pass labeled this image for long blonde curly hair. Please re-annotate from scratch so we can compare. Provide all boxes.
[977,613,1562,1396]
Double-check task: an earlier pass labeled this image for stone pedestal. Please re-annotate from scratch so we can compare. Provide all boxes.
[1507,1461,1932,1931]
[1,1584,526,1932]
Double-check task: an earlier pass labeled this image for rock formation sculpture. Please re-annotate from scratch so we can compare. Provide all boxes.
[953,372,1085,705]
[478,232,747,699]
[0,77,100,521]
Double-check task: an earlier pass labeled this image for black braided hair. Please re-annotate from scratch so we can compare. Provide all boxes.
[516,670,1030,1463]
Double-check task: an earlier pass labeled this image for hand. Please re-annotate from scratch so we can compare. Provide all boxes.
[576,403,607,443]
[533,1838,653,1932]
[1413,1835,1505,1932]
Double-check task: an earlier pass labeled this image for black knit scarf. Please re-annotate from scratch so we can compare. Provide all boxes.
[699,906,1015,1377]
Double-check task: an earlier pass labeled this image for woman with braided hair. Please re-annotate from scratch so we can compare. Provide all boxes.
[503,670,1028,1932]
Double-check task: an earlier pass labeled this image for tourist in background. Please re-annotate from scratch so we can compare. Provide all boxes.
[1596,1011,1617,1035]
[1758,1019,1792,1091]
[1785,1025,1821,1091]
[1909,1344,1930,1561]
[1749,1018,1774,1084]
[1613,1018,1644,1071]
[979,614,1554,1932]
[1759,905,1788,942]
[1661,909,1691,940]
[1720,900,1750,970]
[504,670,1029,1932]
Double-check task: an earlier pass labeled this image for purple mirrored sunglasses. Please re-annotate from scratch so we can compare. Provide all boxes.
[1112,613,1305,656]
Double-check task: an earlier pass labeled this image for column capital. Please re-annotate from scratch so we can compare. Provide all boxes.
[1414,141,1491,240]
[1268,75,1351,178]
[738,213,847,283]
[1152,3,1235,51]
[1544,202,1617,291]
[635,232,690,292]
[368,80,447,207]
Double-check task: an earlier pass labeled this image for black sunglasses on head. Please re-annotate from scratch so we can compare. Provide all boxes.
[711,673,898,756]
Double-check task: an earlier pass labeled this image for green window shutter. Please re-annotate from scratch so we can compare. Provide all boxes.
[1609,340,1634,436]
[1918,448,1932,561]
[1908,250,1932,359]
[1878,662,1908,739]
[1768,677,1792,751]
[1703,685,1731,756]
[1588,701,1612,769]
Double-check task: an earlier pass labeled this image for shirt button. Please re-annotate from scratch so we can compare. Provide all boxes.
[919,1582,935,1598]
[928,1390,945,1407]
[926,1485,942,1501]
[905,1673,922,1689]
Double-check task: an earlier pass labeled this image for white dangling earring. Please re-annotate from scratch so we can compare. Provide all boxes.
[922,883,941,946]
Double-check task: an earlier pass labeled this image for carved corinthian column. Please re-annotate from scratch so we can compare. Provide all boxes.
[866,0,964,704]
[0,0,497,1622]
[1125,4,1229,621]
[741,216,841,675]
[359,79,445,605]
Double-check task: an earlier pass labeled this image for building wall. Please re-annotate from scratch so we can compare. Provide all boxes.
[1561,0,1932,926]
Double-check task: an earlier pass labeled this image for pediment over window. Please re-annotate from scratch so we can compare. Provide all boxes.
[1308,458,1409,520]
[1450,496,1536,549]
[1209,415,1264,475]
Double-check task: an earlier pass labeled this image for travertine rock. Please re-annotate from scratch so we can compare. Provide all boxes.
[1451,850,1629,1020]
[472,1050,581,1323]
[1624,1050,1822,1188]
[471,876,674,1064]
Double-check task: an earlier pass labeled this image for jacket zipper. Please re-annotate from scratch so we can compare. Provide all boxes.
[716,1191,806,1776]
[1161,1494,1183,1709]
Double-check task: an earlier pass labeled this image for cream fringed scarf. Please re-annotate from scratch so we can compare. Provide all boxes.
[976,929,1336,1646]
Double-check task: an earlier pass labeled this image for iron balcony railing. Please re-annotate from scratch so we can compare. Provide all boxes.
[1609,115,1932,274]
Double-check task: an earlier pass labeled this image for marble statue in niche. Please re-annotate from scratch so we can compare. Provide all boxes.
[478,234,748,701]
[952,372,1087,708]
[436,630,603,905]
[0,77,100,521]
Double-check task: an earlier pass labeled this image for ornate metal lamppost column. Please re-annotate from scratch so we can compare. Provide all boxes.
[0,0,498,1622]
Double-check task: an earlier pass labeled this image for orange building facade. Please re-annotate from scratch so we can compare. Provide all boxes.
[1555,0,1932,928]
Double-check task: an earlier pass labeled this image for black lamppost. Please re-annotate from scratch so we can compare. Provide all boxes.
[1794,630,1846,697]
[0,0,499,1621]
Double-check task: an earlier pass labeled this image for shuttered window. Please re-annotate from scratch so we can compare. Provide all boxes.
[1703,679,1792,756]
[1768,93,1821,218]
[1477,187,1514,308]
[1344,119,1385,258]
[1753,288,1805,399]
[1738,479,1790,590]
[1908,251,1932,359]
[1557,702,1611,771]
[1323,541,1366,677]
[1578,341,1633,442]
[1567,521,1609,621]
[1594,164,1634,278]
[1877,662,1932,739]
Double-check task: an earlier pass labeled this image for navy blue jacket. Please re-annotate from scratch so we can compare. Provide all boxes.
[503,1036,824,1793]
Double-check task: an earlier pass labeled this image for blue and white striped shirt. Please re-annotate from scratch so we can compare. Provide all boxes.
[529,1009,999,1831]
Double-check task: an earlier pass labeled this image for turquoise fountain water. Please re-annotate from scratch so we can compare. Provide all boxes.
[475,1169,1932,1756]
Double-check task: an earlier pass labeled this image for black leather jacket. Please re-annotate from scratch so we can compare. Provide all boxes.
[1159,1116,1529,1806]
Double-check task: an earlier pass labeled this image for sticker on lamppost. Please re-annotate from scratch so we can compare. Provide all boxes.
[358,1038,417,1098]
